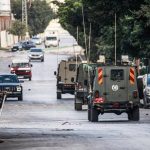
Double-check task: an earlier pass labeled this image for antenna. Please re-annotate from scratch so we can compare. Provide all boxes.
[77,26,79,44]
[115,13,117,65]
[82,4,88,60]
[88,23,91,63]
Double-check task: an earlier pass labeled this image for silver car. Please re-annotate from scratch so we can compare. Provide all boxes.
[28,48,44,62]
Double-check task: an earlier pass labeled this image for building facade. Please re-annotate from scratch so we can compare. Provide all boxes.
[0,0,15,48]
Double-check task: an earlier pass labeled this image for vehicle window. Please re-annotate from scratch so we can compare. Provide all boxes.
[69,64,76,72]
[46,37,57,40]
[147,77,150,85]
[111,69,124,80]
[12,63,29,67]
[30,49,42,52]
[0,75,19,83]
[32,37,39,40]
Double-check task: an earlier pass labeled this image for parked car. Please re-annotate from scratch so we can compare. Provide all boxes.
[22,41,36,50]
[11,42,23,52]
[31,37,42,45]
[28,48,44,62]
[0,74,23,101]
[143,74,150,108]
[9,58,32,81]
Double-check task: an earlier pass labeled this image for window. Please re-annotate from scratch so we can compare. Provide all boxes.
[111,69,124,81]
[147,76,150,85]
[0,75,19,83]
[30,49,42,52]
[12,63,29,68]
[69,64,76,72]
[46,37,57,40]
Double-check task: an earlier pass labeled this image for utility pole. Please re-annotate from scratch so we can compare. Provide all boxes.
[22,0,28,39]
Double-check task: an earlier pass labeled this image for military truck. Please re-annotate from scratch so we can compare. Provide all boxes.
[88,65,140,122]
[54,55,84,99]
[75,63,97,110]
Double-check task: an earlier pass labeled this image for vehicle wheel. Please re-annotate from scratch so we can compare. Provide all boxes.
[75,102,82,111]
[143,97,148,108]
[91,107,99,122]
[29,77,31,81]
[132,107,140,121]
[57,91,62,99]
[127,111,133,120]
[88,107,91,121]
[18,94,23,101]
[41,59,44,62]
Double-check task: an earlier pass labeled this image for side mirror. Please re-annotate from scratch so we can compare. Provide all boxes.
[54,71,57,75]
[71,77,74,82]
[84,80,88,86]
[8,65,10,68]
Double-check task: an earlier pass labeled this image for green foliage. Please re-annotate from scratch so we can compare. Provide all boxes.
[11,0,54,36]
[8,20,26,38]
[28,0,54,35]
[57,0,149,62]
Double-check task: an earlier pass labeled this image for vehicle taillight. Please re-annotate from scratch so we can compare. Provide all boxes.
[133,90,138,98]
[93,97,105,104]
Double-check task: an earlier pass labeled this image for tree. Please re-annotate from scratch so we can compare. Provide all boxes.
[56,0,146,62]
[11,0,54,36]
[8,20,26,41]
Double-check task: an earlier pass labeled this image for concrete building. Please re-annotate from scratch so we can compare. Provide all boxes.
[0,0,16,48]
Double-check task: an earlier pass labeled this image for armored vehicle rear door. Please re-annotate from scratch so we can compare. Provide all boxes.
[65,62,77,84]
[104,67,128,102]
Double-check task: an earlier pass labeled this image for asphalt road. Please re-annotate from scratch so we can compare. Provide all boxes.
[0,49,150,150]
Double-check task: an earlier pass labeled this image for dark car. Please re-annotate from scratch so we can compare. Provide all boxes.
[11,42,23,52]
[22,41,36,50]
[0,74,23,101]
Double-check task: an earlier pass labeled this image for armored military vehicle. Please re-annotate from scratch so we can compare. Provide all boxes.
[75,63,97,110]
[88,65,140,122]
[54,55,84,99]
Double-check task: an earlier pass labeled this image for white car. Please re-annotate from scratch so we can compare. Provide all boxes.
[28,48,44,62]
[44,35,59,48]
[143,74,150,107]
[31,37,42,45]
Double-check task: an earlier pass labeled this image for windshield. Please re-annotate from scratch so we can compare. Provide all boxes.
[46,37,57,40]
[12,63,29,67]
[32,37,39,40]
[0,75,19,83]
[30,49,42,52]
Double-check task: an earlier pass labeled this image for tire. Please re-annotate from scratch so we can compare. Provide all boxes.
[57,91,62,99]
[29,77,31,81]
[128,107,140,121]
[18,94,23,101]
[75,102,82,111]
[143,97,149,108]
[88,108,91,121]
[91,107,99,122]
[132,107,140,121]
[127,112,132,120]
